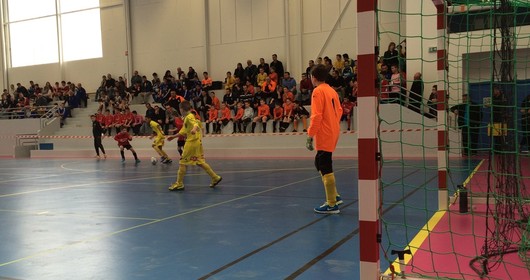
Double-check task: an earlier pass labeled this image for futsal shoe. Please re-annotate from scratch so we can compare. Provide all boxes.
[135,159,141,164]
[209,176,222,188]
[314,203,340,214]
[336,196,343,205]
[162,158,172,164]
[169,183,184,191]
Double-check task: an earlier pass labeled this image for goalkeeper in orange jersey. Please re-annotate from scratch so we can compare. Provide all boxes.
[306,64,343,214]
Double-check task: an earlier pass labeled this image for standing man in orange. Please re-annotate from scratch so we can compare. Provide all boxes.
[306,64,343,214]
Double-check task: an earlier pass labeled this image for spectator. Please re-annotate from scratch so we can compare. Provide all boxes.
[427,85,438,118]
[258,57,270,74]
[201,71,213,90]
[140,75,153,104]
[210,91,220,110]
[222,88,237,114]
[224,71,235,90]
[257,68,268,88]
[234,63,245,81]
[76,83,88,108]
[270,54,284,82]
[281,72,297,96]
[16,83,29,97]
[299,73,314,105]
[328,70,345,100]
[306,60,315,78]
[282,87,294,104]
[131,70,142,87]
[383,42,399,67]
[409,72,424,115]
[244,60,258,85]
[333,54,344,74]
[261,76,276,102]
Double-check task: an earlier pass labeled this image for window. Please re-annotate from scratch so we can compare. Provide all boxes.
[6,0,102,67]
[61,9,102,62]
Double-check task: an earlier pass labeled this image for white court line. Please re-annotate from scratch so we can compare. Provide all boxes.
[0,168,349,267]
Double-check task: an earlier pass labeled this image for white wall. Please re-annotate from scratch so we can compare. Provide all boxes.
[0,119,43,157]
[448,24,530,104]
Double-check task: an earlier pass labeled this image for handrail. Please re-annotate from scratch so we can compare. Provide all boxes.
[382,84,438,119]
[15,133,39,147]
[0,105,57,120]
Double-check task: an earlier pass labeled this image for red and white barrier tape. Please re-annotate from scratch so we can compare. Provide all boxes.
[2,128,437,139]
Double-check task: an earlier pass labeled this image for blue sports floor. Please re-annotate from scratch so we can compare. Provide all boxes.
[0,158,471,279]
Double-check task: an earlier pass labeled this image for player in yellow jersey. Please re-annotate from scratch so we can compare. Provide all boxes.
[167,100,222,191]
[145,115,172,164]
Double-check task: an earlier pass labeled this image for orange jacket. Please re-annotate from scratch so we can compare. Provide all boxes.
[308,83,343,152]
[261,80,277,93]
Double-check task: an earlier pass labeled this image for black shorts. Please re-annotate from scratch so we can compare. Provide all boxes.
[314,151,333,175]
[177,140,185,147]
[220,119,230,126]
[121,144,132,150]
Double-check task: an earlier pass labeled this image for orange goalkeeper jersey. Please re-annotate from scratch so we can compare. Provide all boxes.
[307,83,343,152]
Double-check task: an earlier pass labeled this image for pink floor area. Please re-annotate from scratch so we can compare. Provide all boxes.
[406,157,530,279]
[407,204,530,279]
[466,156,530,195]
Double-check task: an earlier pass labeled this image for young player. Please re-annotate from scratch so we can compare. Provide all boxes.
[216,103,231,134]
[232,102,244,133]
[241,101,254,133]
[167,100,222,191]
[91,114,107,159]
[292,101,310,132]
[145,115,172,164]
[114,127,140,163]
[280,98,294,132]
[341,96,355,131]
[272,101,284,133]
[168,113,185,156]
[252,99,270,133]
[306,64,343,214]
[205,106,218,134]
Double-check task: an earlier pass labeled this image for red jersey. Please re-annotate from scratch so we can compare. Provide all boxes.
[95,113,105,123]
[273,107,283,119]
[114,131,132,146]
[174,117,185,141]
[342,101,355,115]
[104,114,114,126]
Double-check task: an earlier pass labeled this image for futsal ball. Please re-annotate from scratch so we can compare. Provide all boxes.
[151,157,158,165]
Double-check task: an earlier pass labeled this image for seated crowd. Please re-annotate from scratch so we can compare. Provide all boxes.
[0,81,88,124]
[93,53,360,137]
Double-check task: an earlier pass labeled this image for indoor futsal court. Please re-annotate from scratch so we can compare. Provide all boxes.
[2,0,530,279]
[0,157,470,279]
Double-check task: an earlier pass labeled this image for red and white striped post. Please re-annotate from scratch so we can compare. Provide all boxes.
[357,0,380,279]
[434,0,448,210]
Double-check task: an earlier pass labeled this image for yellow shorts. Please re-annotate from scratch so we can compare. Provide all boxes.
[153,136,165,147]
[179,140,205,165]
